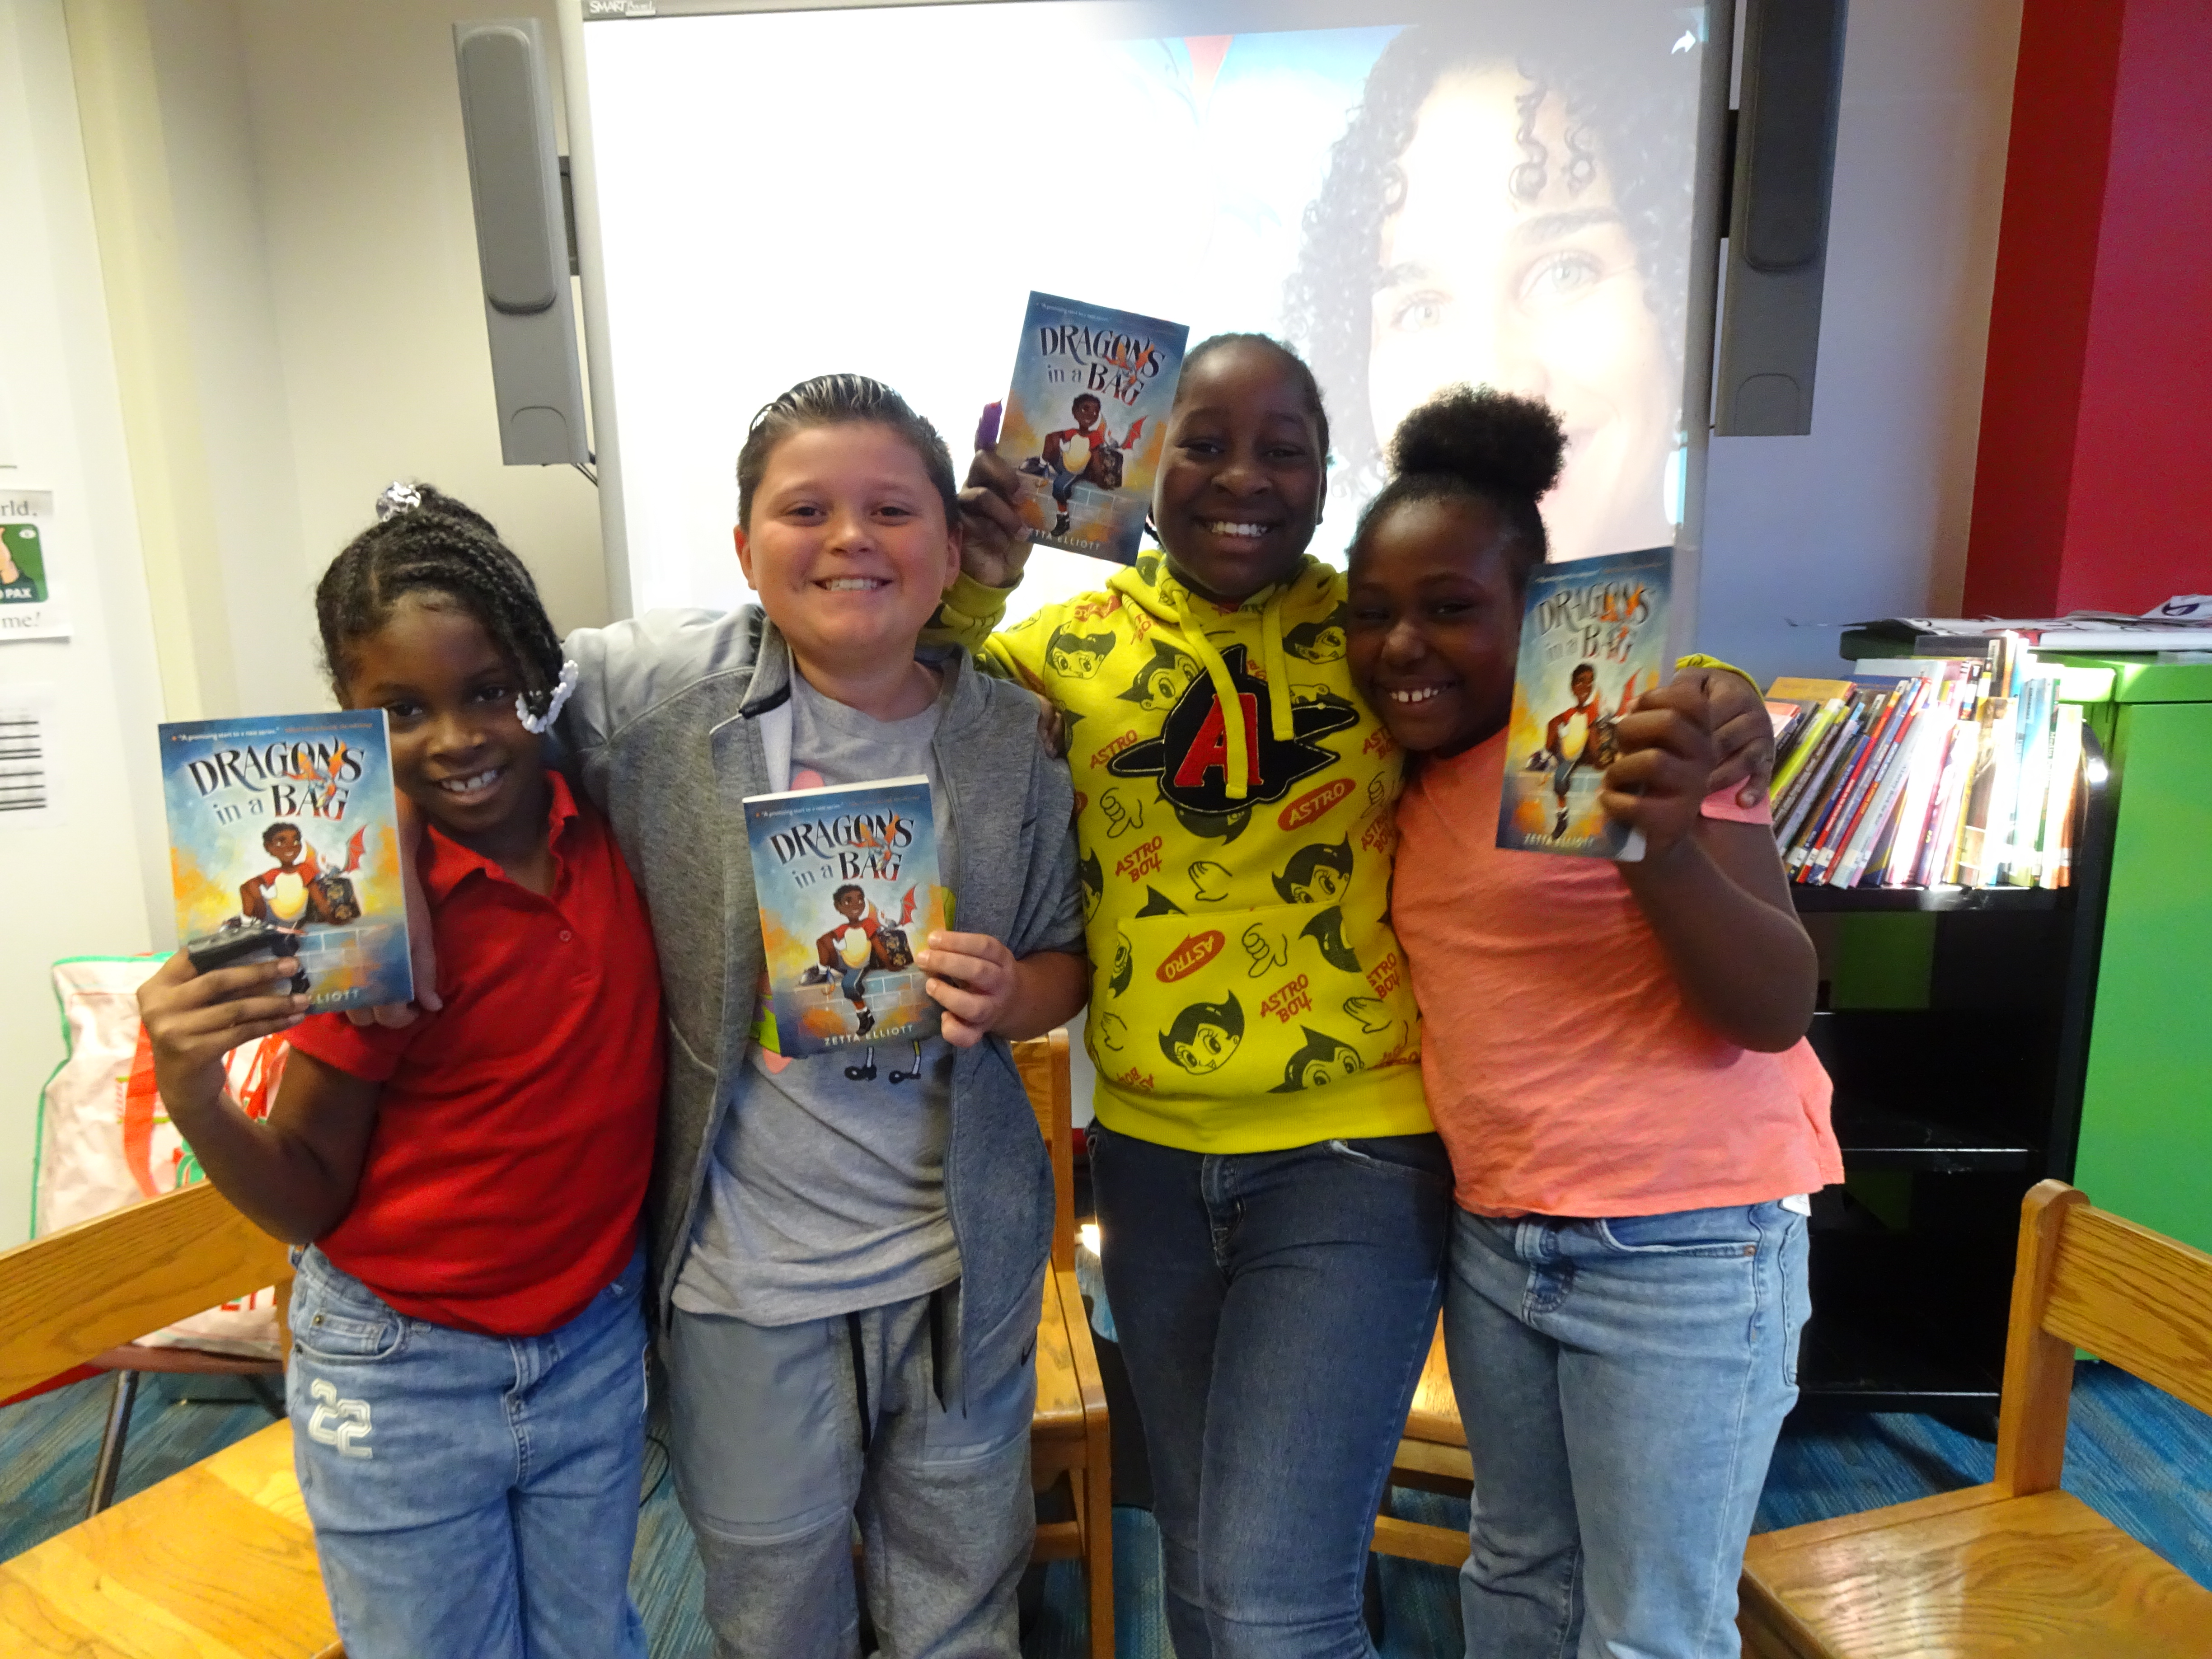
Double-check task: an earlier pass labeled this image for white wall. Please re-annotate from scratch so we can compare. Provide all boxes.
[1697,0,2021,686]
[117,0,609,731]
[227,0,607,644]
[0,0,170,1242]
[0,0,610,1237]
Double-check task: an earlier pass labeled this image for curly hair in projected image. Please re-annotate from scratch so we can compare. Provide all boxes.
[1284,5,1701,565]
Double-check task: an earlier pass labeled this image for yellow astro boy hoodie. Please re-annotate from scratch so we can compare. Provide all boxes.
[935,548,1429,1153]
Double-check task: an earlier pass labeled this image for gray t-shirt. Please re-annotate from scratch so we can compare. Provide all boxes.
[674,670,962,1325]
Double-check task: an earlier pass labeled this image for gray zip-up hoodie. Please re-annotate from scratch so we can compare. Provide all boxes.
[562,607,1084,1397]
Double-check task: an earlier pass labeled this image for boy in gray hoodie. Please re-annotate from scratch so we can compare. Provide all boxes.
[562,376,1087,1659]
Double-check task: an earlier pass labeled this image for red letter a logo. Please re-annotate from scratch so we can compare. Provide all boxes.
[1173,692,1261,788]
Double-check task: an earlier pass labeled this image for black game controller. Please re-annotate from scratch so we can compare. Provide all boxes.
[184,916,309,994]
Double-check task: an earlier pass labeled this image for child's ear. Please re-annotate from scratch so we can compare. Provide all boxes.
[939,516,965,596]
[732,523,756,586]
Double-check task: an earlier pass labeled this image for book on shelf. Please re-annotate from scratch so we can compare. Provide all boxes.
[158,711,413,1012]
[1765,635,2090,892]
[1497,546,1671,862]
[745,776,949,1059]
[994,292,1189,563]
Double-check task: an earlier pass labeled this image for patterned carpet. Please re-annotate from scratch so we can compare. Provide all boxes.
[4,1363,2205,1656]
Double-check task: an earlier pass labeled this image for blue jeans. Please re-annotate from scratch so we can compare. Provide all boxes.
[1443,1202,1811,1659]
[286,1244,650,1659]
[1088,1123,1453,1659]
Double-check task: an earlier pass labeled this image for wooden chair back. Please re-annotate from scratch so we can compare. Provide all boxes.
[1014,1028,1075,1271]
[1994,1178,2212,1498]
[0,1180,293,1402]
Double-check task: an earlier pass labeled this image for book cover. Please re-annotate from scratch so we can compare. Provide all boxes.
[995,291,1188,563]
[1788,689,1893,877]
[1775,697,1858,835]
[1779,702,1864,854]
[1497,547,1671,861]
[1821,679,1930,884]
[1794,682,1909,881]
[1950,696,2010,886]
[1916,716,1979,886]
[745,776,949,1059]
[159,711,412,1012]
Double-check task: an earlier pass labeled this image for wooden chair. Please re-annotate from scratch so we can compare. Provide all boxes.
[0,1179,342,1658]
[1740,1179,2212,1658]
[1015,1028,1114,1659]
[1371,1317,1474,1569]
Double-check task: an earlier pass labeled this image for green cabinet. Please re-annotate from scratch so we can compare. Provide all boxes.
[2057,658,2212,1253]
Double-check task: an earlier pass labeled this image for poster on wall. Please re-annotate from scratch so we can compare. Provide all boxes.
[0,490,69,642]
[0,681,59,828]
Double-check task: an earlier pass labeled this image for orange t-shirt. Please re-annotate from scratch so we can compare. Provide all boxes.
[1393,732,1841,1219]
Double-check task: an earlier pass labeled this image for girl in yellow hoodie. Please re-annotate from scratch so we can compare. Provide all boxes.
[941,334,1766,1659]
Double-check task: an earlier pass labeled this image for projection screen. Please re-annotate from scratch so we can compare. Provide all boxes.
[576,0,1720,622]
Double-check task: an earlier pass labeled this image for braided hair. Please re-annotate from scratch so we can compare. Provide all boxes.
[1283,5,1700,503]
[1350,385,1568,590]
[736,374,959,530]
[315,484,566,722]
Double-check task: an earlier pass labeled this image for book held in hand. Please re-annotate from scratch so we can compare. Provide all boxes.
[159,711,413,1012]
[995,291,1188,563]
[745,776,949,1059]
[1497,547,1672,862]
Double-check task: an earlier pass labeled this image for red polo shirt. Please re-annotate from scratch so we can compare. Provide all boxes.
[288,772,662,1336]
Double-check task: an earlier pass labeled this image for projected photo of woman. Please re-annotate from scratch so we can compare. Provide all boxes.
[1285,6,1701,564]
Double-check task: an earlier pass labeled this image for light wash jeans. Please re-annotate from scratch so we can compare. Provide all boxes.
[285,1243,649,1659]
[1088,1122,1454,1659]
[1443,1201,1810,1659]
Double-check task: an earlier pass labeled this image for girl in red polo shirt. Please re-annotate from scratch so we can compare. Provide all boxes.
[138,484,663,1659]
[1343,390,1838,1659]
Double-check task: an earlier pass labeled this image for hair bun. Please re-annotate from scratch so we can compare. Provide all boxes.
[1388,384,1567,500]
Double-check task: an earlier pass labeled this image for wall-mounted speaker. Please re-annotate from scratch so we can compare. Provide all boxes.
[1714,0,1849,436]
[453,19,590,466]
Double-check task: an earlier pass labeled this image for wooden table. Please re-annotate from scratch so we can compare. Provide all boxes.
[0,1419,340,1657]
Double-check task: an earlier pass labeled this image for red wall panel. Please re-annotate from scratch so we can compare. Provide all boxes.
[2058,0,2212,612]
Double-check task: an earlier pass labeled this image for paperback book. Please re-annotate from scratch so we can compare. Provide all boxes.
[995,291,1188,563]
[745,776,949,1058]
[1497,546,1672,861]
[159,711,412,1012]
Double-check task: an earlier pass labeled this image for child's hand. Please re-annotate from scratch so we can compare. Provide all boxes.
[957,420,1033,590]
[918,930,1021,1049]
[1601,681,1719,859]
[136,949,308,1120]
[1675,664,1774,807]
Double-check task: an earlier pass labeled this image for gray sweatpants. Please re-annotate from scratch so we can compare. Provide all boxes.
[665,1280,1040,1659]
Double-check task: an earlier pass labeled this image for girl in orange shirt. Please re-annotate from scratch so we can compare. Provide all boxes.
[1343,386,1839,1659]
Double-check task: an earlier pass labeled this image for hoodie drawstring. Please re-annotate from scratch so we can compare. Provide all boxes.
[1261,600,1295,742]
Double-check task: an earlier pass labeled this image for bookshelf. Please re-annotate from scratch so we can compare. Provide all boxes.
[1787,730,2116,1421]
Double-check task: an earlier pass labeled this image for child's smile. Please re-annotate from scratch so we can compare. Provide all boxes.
[1346,495,1524,758]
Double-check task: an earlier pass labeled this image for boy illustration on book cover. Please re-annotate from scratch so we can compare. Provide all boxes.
[748,777,950,1061]
[1499,547,1672,860]
[997,291,1189,563]
[159,710,411,1011]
